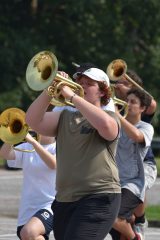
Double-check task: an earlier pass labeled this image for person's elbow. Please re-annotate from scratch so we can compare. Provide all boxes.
[133,132,144,143]
[99,121,119,141]
[25,113,37,130]
[145,99,157,115]
[49,164,56,170]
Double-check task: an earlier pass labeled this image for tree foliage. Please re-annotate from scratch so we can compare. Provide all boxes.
[0,0,160,134]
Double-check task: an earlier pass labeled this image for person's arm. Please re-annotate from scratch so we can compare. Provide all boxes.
[25,134,56,169]
[60,86,119,141]
[0,143,15,160]
[116,111,144,143]
[26,78,118,141]
[145,98,157,115]
[25,90,61,137]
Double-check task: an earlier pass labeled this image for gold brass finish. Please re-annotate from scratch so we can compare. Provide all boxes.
[111,87,128,118]
[106,59,129,117]
[26,51,84,106]
[0,108,28,145]
[48,73,84,106]
[106,59,153,117]
[0,108,38,152]
[107,59,151,96]
[107,59,127,81]
[26,51,58,91]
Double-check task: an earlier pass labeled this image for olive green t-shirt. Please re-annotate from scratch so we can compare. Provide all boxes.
[56,110,121,202]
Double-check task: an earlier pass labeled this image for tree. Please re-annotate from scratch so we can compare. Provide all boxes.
[0,0,159,134]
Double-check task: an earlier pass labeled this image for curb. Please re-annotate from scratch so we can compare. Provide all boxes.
[149,220,160,228]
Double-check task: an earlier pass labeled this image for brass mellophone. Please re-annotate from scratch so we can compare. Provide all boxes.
[26,51,84,107]
[0,108,39,152]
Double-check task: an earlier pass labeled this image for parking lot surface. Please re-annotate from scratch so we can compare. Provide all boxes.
[0,169,160,240]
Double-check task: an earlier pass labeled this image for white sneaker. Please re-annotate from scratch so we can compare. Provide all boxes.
[135,232,144,240]
[133,219,148,240]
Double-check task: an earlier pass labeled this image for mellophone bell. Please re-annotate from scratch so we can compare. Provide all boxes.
[0,107,39,152]
[107,58,152,96]
[26,50,84,106]
[106,58,152,117]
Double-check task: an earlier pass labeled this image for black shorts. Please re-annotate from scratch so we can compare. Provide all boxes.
[17,209,53,240]
[52,193,121,240]
[118,188,142,222]
[109,189,142,240]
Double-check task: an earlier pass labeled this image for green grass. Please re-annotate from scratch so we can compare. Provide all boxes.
[146,205,160,221]
[0,157,5,167]
[156,157,160,177]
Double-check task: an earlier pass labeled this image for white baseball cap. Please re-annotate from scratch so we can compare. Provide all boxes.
[72,62,97,80]
[82,68,110,86]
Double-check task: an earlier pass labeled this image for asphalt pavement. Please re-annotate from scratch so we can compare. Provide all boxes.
[1,216,160,240]
[0,168,160,240]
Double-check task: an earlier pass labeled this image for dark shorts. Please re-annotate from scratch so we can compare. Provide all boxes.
[118,188,142,222]
[52,193,121,240]
[17,209,53,240]
[109,188,142,240]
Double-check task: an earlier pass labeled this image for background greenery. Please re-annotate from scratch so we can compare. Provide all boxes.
[146,205,160,222]
[0,0,160,135]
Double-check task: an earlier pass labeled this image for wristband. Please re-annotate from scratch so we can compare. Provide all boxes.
[70,93,77,103]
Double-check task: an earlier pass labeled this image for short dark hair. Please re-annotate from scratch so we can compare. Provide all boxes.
[127,88,152,108]
[127,69,143,86]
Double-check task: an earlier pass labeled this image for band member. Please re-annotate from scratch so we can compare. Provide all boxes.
[110,88,154,240]
[53,63,115,113]
[0,132,56,240]
[25,67,121,240]
[114,69,157,239]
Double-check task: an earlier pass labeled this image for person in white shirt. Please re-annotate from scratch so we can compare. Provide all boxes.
[0,132,56,240]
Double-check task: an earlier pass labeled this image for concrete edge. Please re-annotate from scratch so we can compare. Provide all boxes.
[149,220,160,228]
